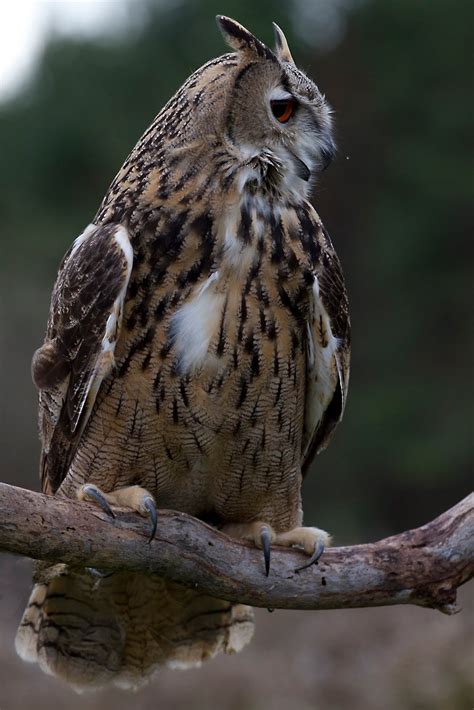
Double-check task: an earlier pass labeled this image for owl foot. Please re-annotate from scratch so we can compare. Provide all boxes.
[276,527,330,572]
[222,522,330,576]
[77,484,157,542]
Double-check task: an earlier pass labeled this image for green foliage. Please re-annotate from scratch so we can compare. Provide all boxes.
[0,0,471,538]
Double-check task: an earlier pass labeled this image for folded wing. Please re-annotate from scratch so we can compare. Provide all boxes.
[32,223,133,493]
[302,225,350,474]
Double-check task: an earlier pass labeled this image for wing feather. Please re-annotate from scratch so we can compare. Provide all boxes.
[34,223,133,494]
[302,223,350,476]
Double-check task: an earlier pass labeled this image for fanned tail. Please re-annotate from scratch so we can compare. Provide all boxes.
[15,563,254,690]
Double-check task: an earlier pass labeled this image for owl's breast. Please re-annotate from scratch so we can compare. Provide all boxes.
[149,263,308,521]
[160,224,311,446]
[79,198,321,521]
[124,195,318,447]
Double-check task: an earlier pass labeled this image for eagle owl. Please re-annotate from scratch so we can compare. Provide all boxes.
[15,17,350,689]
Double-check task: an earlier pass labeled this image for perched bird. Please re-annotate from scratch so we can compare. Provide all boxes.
[15,16,350,689]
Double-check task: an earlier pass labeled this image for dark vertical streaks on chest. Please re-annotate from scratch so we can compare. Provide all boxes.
[259,304,267,334]
[270,213,285,264]
[244,332,260,378]
[172,398,179,424]
[273,378,282,406]
[244,256,262,295]
[176,213,215,287]
[249,393,262,427]
[298,204,321,267]
[153,368,162,392]
[179,379,189,408]
[256,280,270,306]
[159,340,173,360]
[233,345,239,370]
[154,293,171,321]
[148,210,190,284]
[237,202,252,244]
[290,330,300,359]
[216,296,228,357]
[277,283,305,324]
[125,273,152,330]
[237,377,248,409]
[114,389,124,417]
[267,318,277,341]
[273,346,280,376]
[117,326,155,377]
[141,351,152,371]
[237,294,247,343]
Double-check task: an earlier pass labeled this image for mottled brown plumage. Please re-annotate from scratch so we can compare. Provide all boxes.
[16,17,350,689]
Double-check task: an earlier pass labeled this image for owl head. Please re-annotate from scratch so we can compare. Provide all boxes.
[213,16,335,195]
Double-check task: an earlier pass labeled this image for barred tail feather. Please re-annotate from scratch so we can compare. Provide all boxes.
[15,582,49,664]
[15,565,254,690]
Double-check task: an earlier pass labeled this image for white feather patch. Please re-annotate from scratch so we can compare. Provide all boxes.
[223,212,241,265]
[70,223,96,257]
[269,88,294,102]
[220,205,256,270]
[171,273,224,373]
[303,275,342,458]
[98,225,133,357]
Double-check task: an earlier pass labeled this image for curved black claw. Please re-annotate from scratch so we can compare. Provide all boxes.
[294,541,325,573]
[86,567,114,579]
[144,496,158,543]
[261,526,271,576]
[83,484,115,518]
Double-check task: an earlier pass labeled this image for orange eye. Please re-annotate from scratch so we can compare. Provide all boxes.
[270,98,296,123]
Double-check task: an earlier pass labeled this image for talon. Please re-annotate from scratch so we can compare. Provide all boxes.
[144,496,158,543]
[86,567,114,579]
[294,540,325,573]
[83,484,115,518]
[261,526,271,576]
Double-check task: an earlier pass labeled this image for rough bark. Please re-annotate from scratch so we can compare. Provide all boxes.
[0,482,472,614]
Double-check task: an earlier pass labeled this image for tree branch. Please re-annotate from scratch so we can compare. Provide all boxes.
[0,482,472,615]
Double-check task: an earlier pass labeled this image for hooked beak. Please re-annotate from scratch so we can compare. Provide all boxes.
[289,151,311,181]
[320,136,336,171]
[289,134,336,182]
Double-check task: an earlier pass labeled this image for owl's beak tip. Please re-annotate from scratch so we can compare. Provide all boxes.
[288,151,311,182]
[320,139,336,171]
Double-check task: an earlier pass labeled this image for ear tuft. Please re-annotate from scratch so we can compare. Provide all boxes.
[272,22,294,64]
[216,16,276,62]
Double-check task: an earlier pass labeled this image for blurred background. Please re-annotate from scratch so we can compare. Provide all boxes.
[0,0,472,708]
